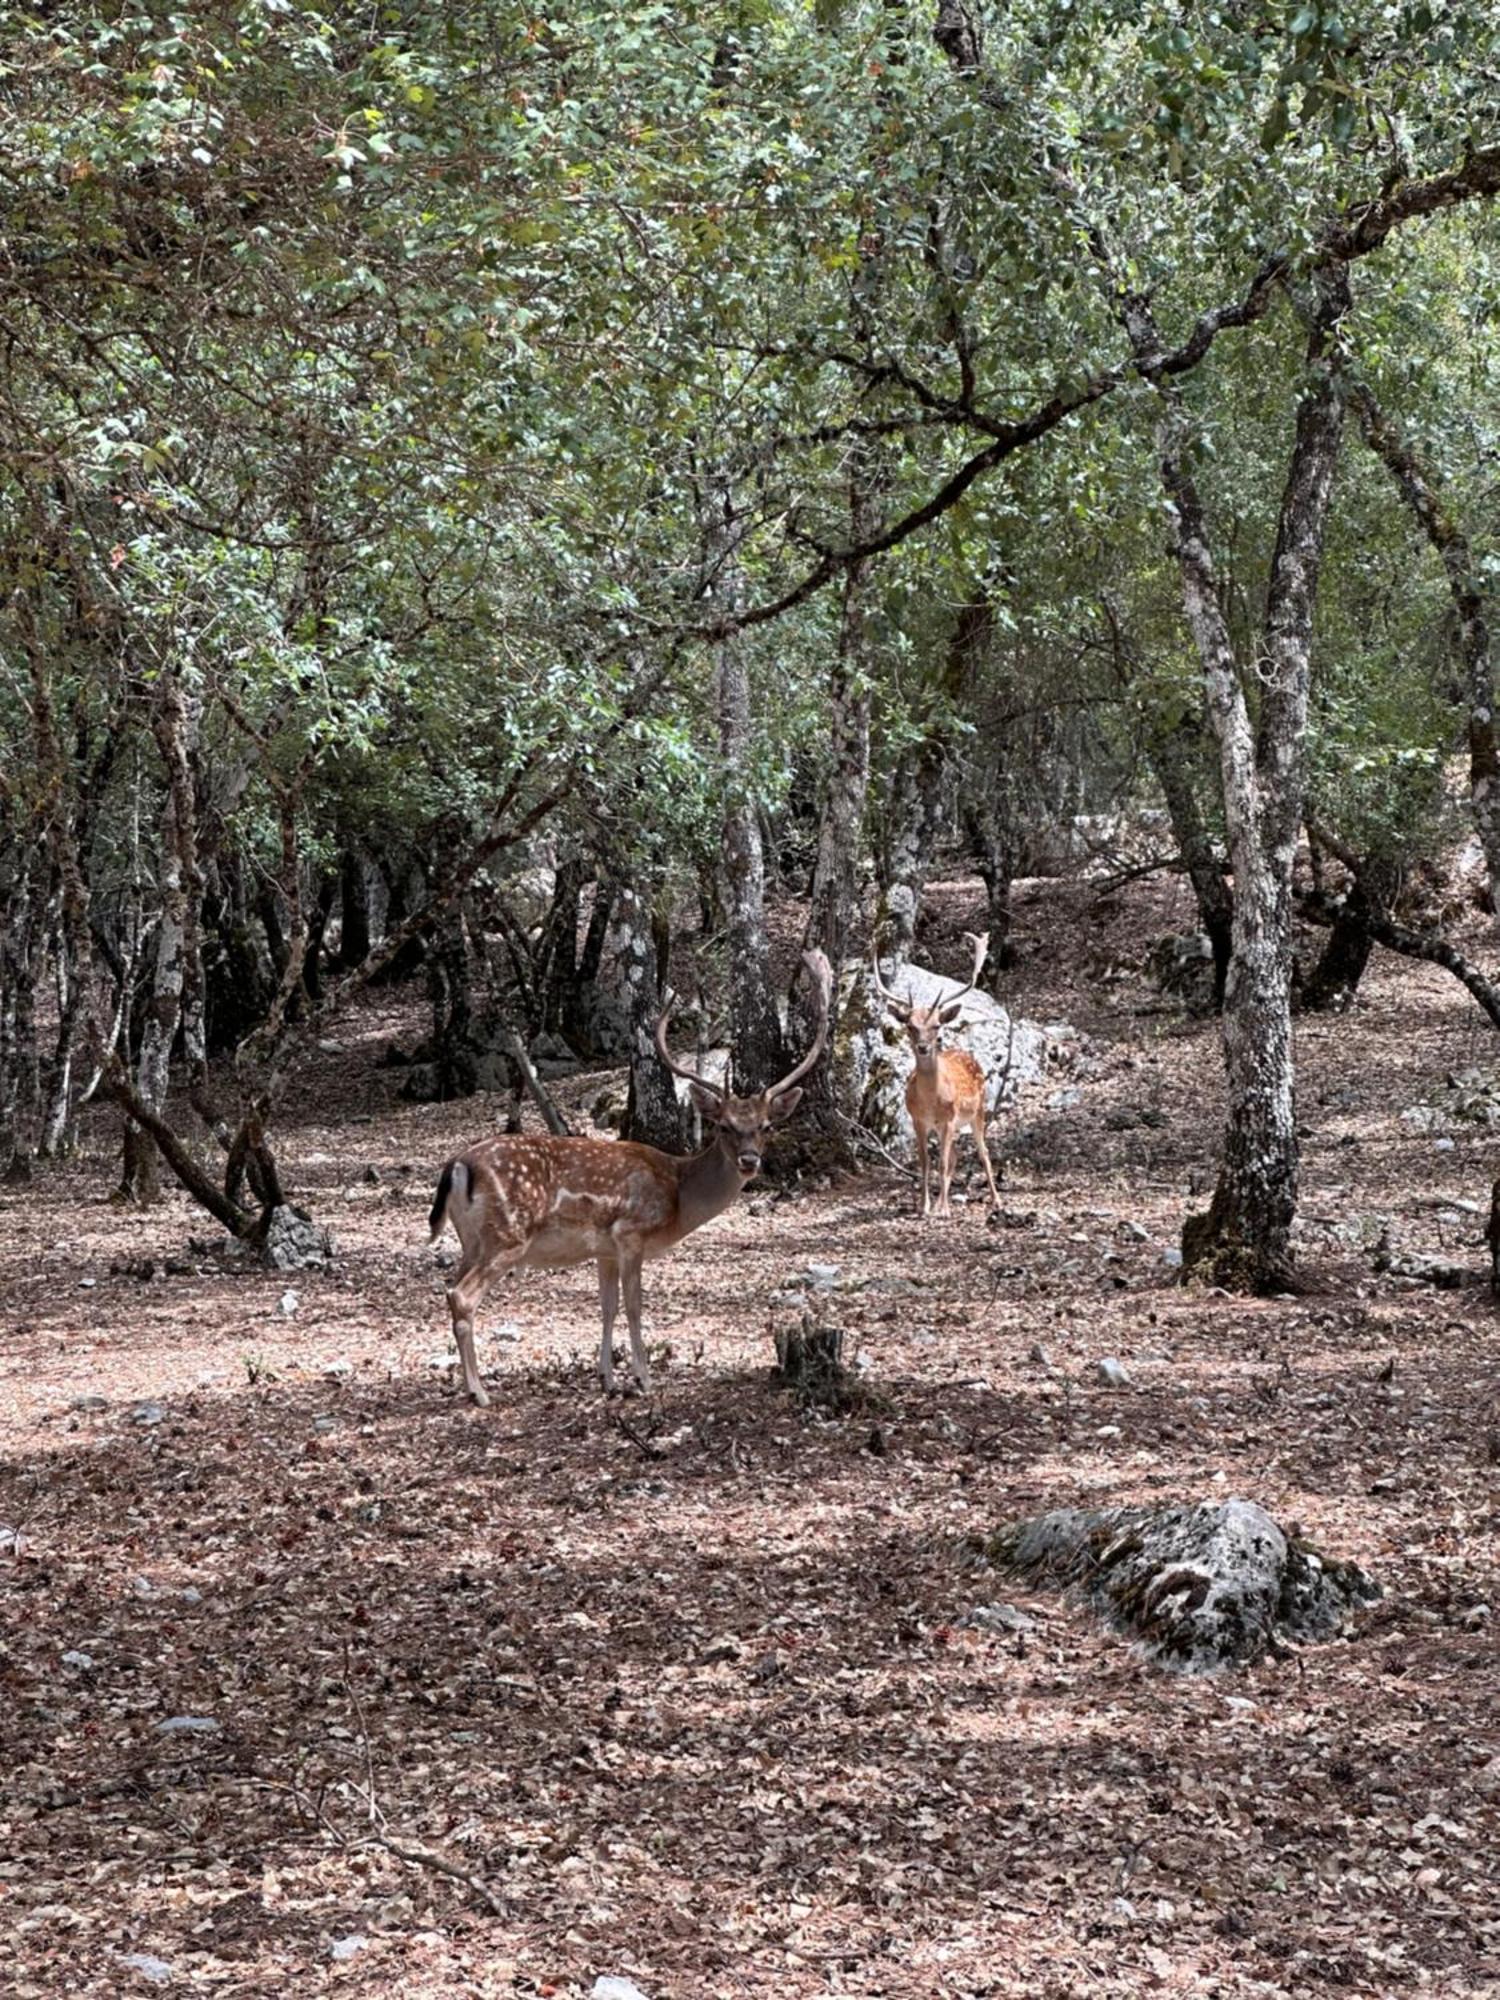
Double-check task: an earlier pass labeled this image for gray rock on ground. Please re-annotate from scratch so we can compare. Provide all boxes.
[984,1497,1379,1671]
[261,1205,335,1271]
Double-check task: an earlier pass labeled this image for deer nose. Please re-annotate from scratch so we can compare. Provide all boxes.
[737,1151,761,1175]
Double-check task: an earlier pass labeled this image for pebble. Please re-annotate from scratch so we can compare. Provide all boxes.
[962,1602,1037,1635]
[61,1649,95,1670]
[494,1321,522,1344]
[131,1401,166,1425]
[593,1979,651,2000]
[154,1715,221,1736]
[1095,1357,1131,1388]
[330,1935,368,1962]
[117,1953,173,1985]
[279,1290,299,1317]
[71,1394,108,1412]
[323,1359,353,1378]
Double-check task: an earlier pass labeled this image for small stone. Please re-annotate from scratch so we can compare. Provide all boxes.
[1434,1136,1457,1152]
[1095,1357,1131,1389]
[962,1602,1036,1635]
[493,1320,522,1344]
[803,1262,841,1290]
[330,1935,368,1962]
[313,1415,338,1433]
[1160,1246,1184,1269]
[132,1575,154,1598]
[179,1587,202,1604]
[702,1635,743,1665]
[1118,1220,1150,1243]
[1462,1603,1491,1630]
[61,1649,95,1669]
[592,1978,651,2000]
[154,1715,221,1736]
[427,1351,457,1370]
[1028,1343,1053,1368]
[118,1953,174,1985]
[71,1394,108,1412]
[279,1290,299,1318]
[362,1164,381,1185]
[323,1359,353,1378]
[79,1276,97,1289]
[131,1401,166,1426]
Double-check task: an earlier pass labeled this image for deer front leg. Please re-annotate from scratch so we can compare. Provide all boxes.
[597,1257,620,1393]
[621,1245,651,1394]
[915,1120,931,1216]
[937,1120,956,1218]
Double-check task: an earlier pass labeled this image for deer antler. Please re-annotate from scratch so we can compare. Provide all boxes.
[949,930,990,1006]
[654,990,724,1101]
[870,942,912,1020]
[768,949,834,1097]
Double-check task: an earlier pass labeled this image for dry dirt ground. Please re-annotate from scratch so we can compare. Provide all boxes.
[2,875,1498,2000]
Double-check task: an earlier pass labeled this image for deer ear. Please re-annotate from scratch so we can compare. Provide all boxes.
[768,1086,803,1123]
[688,1081,724,1118]
[885,1000,910,1023]
[937,1002,964,1026]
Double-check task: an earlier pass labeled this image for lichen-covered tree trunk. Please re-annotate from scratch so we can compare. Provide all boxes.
[1164,267,1350,1288]
[705,475,785,1091]
[1148,714,1233,1006]
[0,857,41,1182]
[1349,381,1500,916]
[613,881,683,1153]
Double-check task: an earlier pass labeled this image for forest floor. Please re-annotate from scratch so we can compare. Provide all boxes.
[2,872,1499,2000]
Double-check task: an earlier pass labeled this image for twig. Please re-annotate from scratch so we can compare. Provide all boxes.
[611,1410,665,1459]
[502,1028,572,1136]
[831,1108,915,1177]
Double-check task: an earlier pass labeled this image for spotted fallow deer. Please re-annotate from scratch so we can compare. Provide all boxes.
[871,930,1001,1219]
[428,951,833,1403]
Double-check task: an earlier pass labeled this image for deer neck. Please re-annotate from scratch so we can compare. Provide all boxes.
[675,1138,748,1235]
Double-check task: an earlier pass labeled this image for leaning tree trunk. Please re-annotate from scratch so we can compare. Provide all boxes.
[1161,268,1350,1289]
[705,474,785,1090]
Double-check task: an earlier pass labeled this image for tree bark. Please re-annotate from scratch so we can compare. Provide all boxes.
[1163,268,1351,1288]
[1347,381,1500,915]
[1148,714,1234,1006]
[706,474,786,1090]
[613,882,684,1151]
[0,855,41,1182]
[1299,855,1400,1010]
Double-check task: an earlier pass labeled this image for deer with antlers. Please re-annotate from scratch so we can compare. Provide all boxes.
[872,930,1001,1220]
[428,951,833,1403]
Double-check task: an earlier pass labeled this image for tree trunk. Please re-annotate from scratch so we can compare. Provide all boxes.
[1162,267,1350,1288]
[338,846,373,968]
[1300,856,1399,1010]
[1148,715,1233,1006]
[0,859,41,1182]
[786,496,876,1168]
[615,880,684,1152]
[1348,381,1500,916]
[706,475,786,1090]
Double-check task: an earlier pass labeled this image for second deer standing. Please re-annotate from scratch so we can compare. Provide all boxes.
[873,930,1001,1219]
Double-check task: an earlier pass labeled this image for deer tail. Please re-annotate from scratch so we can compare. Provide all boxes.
[428,1158,467,1242]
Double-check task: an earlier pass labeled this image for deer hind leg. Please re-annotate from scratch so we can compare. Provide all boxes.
[971,1112,1001,1209]
[447,1241,524,1408]
[596,1257,621,1393]
[620,1247,651,1394]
